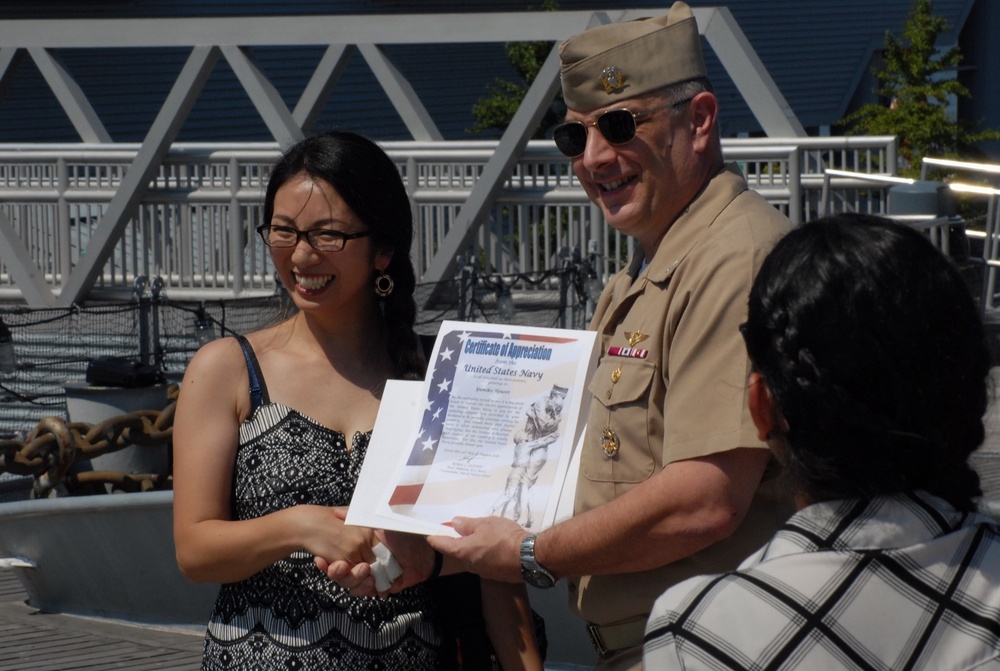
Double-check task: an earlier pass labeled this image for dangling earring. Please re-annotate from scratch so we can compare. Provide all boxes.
[375,270,394,297]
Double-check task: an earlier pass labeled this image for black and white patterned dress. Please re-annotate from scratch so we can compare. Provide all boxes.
[201,336,442,670]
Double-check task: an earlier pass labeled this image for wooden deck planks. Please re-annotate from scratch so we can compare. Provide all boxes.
[0,571,203,671]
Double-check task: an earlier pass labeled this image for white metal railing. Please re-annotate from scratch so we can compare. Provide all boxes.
[921,156,1000,181]
[922,157,1000,313]
[0,136,898,303]
[818,168,959,252]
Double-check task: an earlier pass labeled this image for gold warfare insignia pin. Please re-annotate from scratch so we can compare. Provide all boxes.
[601,426,619,458]
[624,331,648,347]
[600,66,626,94]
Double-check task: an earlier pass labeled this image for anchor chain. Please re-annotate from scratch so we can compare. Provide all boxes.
[0,384,179,498]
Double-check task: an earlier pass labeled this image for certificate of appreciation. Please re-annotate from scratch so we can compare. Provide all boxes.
[347,320,598,537]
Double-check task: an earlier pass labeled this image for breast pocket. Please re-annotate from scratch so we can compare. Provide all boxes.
[582,357,657,484]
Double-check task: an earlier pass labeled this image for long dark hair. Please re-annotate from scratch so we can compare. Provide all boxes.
[263,130,424,379]
[742,213,990,511]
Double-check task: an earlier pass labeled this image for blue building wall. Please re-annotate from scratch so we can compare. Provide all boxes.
[0,0,993,156]
[959,0,1000,160]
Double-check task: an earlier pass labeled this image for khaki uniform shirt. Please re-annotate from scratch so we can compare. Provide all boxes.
[570,164,794,627]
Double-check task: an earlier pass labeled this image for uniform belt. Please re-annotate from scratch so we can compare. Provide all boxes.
[585,617,647,657]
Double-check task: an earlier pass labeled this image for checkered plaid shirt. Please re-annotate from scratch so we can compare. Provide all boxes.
[644,491,1000,670]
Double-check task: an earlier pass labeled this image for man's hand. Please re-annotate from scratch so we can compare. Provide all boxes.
[373,529,438,593]
[428,515,528,583]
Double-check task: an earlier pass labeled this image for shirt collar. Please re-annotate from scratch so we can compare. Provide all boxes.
[757,491,991,563]
[637,162,748,284]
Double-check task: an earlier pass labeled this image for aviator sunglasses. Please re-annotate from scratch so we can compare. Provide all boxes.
[552,97,694,158]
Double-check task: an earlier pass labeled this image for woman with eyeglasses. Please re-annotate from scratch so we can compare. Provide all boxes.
[645,213,1000,669]
[173,131,542,670]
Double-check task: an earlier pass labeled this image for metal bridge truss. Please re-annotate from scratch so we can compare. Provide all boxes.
[0,8,808,307]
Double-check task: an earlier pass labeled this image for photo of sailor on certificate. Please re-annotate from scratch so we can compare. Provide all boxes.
[386,321,596,533]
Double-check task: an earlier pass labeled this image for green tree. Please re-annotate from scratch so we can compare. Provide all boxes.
[838,0,1000,177]
[470,1,564,138]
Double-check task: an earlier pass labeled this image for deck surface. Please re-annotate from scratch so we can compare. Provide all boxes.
[0,571,204,670]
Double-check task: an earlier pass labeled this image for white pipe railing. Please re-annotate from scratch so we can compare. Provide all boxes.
[0,137,898,302]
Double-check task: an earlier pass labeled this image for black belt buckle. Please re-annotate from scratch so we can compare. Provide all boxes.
[586,623,609,656]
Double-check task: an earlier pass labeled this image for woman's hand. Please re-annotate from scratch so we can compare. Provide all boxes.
[300,505,377,567]
[316,508,438,596]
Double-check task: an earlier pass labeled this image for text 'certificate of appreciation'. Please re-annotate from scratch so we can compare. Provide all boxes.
[349,320,597,537]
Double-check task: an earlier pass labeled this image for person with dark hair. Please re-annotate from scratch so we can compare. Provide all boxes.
[173,130,542,670]
[644,213,1000,669]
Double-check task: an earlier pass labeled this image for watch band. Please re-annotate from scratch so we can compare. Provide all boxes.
[520,534,556,588]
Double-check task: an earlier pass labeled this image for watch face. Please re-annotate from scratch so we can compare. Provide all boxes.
[521,566,555,589]
[520,534,555,588]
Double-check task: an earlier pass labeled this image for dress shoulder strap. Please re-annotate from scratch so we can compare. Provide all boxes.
[235,335,270,411]
[419,333,436,360]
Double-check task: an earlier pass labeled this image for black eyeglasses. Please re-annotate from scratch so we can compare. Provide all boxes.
[552,98,693,158]
[257,224,370,252]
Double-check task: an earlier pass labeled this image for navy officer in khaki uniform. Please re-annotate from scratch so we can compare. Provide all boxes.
[340,3,796,669]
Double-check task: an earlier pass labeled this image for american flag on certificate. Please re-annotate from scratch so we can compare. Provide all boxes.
[388,327,485,507]
[388,326,576,509]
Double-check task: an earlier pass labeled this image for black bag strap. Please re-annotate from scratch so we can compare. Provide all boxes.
[235,335,270,411]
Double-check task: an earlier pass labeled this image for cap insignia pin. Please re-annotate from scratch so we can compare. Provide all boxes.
[600,66,626,94]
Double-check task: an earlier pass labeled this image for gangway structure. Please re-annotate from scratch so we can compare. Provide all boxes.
[0,8,807,308]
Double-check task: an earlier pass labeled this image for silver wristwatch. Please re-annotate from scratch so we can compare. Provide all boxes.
[520,534,556,589]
